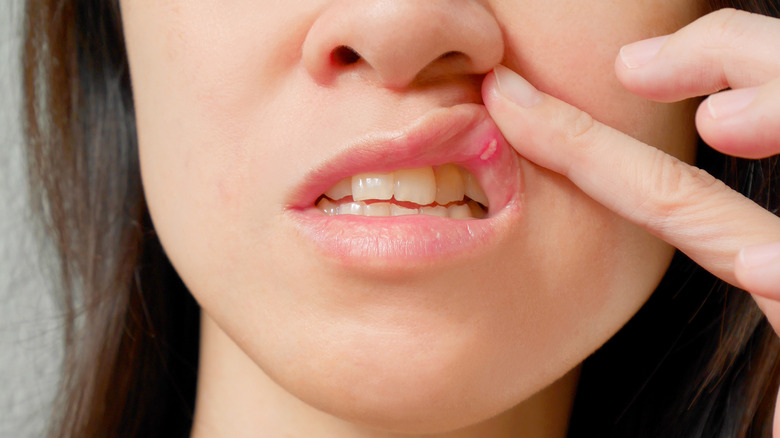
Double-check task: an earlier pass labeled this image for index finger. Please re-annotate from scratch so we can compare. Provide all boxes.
[483,65,780,287]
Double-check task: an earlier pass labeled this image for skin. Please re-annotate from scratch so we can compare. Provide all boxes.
[117,1,780,437]
[482,8,780,435]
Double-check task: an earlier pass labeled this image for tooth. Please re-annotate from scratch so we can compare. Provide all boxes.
[364,202,391,217]
[434,164,466,205]
[339,202,365,215]
[394,167,436,205]
[324,177,352,200]
[352,172,394,201]
[467,200,486,219]
[317,198,339,215]
[448,204,473,219]
[420,205,449,218]
[391,204,418,216]
[463,172,489,207]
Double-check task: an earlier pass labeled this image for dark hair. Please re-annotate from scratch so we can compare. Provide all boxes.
[24,2,198,436]
[22,0,780,437]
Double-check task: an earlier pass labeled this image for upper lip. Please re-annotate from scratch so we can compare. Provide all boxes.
[286,103,522,215]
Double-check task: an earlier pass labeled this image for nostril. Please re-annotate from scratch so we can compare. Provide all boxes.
[436,50,470,66]
[331,46,361,66]
[439,51,462,60]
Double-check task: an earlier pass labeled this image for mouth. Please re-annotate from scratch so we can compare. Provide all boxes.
[315,163,489,220]
[286,103,523,267]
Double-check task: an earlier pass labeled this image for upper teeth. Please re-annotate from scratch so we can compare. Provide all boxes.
[317,164,489,219]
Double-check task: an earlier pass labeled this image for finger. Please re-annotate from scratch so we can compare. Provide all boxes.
[482,65,780,291]
[696,77,780,159]
[755,299,780,338]
[615,9,780,102]
[735,242,780,298]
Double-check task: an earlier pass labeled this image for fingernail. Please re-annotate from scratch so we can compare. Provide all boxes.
[619,36,668,69]
[706,87,759,119]
[738,242,780,270]
[493,65,542,107]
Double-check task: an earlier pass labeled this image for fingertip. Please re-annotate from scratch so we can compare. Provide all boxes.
[735,242,780,299]
[614,36,684,103]
[706,87,759,120]
[490,65,543,108]
[480,69,500,107]
[481,66,543,145]
[695,86,779,159]
[480,66,560,172]
[614,57,684,103]
[618,36,669,70]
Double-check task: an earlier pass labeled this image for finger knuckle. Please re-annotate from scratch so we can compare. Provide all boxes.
[569,110,597,140]
[638,150,725,233]
[553,110,599,177]
[561,110,598,146]
[703,8,752,48]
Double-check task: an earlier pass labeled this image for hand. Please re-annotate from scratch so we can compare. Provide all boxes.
[482,7,780,433]
[483,8,780,301]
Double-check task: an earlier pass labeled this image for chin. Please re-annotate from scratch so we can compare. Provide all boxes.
[265,327,561,434]
[217,261,599,435]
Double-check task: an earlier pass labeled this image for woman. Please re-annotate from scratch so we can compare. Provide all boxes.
[23,0,780,436]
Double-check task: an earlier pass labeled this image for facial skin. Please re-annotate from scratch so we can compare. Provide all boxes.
[120,0,703,436]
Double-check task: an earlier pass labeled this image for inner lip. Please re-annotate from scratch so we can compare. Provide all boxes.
[286,103,521,218]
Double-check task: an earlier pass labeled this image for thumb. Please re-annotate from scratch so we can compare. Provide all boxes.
[482,65,780,289]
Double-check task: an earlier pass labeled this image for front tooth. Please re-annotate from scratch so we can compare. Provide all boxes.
[463,172,489,207]
[394,167,436,205]
[324,177,352,200]
[391,204,418,216]
[448,204,473,219]
[352,172,394,201]
[364,202,391,217]
[420,205,449,218]
[317,198,339,215]
[434,164,466,205]
[339,202,365,215]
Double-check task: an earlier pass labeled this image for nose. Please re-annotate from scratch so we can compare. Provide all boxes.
[302,0,504,89]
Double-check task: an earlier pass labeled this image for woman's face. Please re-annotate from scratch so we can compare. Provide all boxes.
[121,0,702,433]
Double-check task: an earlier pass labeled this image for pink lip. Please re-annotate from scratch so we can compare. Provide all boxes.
[286,103,524,269]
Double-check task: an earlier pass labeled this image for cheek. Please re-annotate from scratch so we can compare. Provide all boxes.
[497,0,701,161]
[489,0,702,357]
[519,161,676,332]
[122,1,310,291]
[491,0,702,295]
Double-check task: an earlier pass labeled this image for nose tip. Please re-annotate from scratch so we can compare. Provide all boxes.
[302,0,504,89]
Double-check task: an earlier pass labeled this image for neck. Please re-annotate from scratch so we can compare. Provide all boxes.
[191,314,580,438]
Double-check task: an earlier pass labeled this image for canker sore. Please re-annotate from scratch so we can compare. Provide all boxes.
[479,139,498,161]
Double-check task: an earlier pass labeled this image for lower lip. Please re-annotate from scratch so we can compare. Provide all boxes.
[286,103,525,270]
[288,201,522,270]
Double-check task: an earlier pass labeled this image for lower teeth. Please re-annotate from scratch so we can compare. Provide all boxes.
[316,198,486,219]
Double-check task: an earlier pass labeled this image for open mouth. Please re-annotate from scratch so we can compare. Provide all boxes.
[315,164,489,219]
[286,103,523,265]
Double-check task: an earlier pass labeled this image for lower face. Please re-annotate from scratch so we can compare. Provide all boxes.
[121,0,702,433]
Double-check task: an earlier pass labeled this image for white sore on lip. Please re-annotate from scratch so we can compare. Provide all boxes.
[479,139,498,161]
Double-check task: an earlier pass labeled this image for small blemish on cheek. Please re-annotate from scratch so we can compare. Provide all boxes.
[479,139,498,161]
[217,179,233,204]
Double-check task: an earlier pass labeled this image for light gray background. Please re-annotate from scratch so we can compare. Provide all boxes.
[1,1,62,437]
